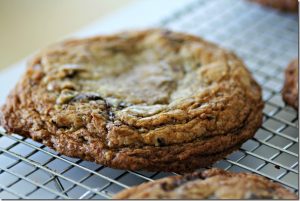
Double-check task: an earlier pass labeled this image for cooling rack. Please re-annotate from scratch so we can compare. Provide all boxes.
[0,0,298,199]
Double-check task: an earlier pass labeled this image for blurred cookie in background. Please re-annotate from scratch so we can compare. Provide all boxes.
[250,0,298,12]
[113,168,298,199]
[282,59,298,110]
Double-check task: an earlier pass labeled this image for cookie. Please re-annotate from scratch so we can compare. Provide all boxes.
[0,29,264,172]
[113,168,297,199]
[250,0,298,12]
[282,59,298,109]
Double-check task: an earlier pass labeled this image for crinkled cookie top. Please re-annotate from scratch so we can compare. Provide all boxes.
[14,29,261,149]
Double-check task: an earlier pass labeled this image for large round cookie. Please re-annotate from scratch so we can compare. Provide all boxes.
[250,0,298,12]
[282,59,298,109]
[114,168,297,199]
[0,29,263,172]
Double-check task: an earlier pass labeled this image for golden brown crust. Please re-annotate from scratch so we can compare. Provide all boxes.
[282,59,298,110]
[0,29,264,172]
[250,0,298,12]
[113,168,298,199]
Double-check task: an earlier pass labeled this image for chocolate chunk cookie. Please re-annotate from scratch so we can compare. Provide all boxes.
[114,168,297,199]
[250,0,298,12]
[282,59,298,109]
[0,29,264,172]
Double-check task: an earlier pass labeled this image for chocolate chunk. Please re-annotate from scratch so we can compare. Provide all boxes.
[156,138,166,146]
[78,136,88,143]
[206,114,215,120]
[117,101,128,109]
[160,182,172,191]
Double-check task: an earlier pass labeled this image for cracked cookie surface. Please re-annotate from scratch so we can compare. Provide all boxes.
[0,29,263,172]
[113,168,297,199]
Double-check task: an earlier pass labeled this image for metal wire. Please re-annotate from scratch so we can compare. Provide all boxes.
[0,0,298,199]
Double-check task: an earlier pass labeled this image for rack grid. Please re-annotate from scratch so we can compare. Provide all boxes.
[0,0,298,199]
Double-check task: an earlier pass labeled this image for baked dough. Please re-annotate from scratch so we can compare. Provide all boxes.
[282,59,298,109]
[114,168,297,199]
[0,29,264,172]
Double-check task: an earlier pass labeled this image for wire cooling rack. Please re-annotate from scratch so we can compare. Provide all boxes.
[0,0,298,199]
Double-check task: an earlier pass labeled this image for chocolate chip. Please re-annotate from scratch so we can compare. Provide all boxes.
[65,72,77,78]
[156,138,166,146]
[160,172,204,191]
[108,111,115,121]
[160,182,172,191]
[183,172,203,181]
[171,176,195,188]
[206,114,215,120]
[117,102,128,109]
[192,103,202,109]
[78,136,88,143]
[50,119,69,129]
